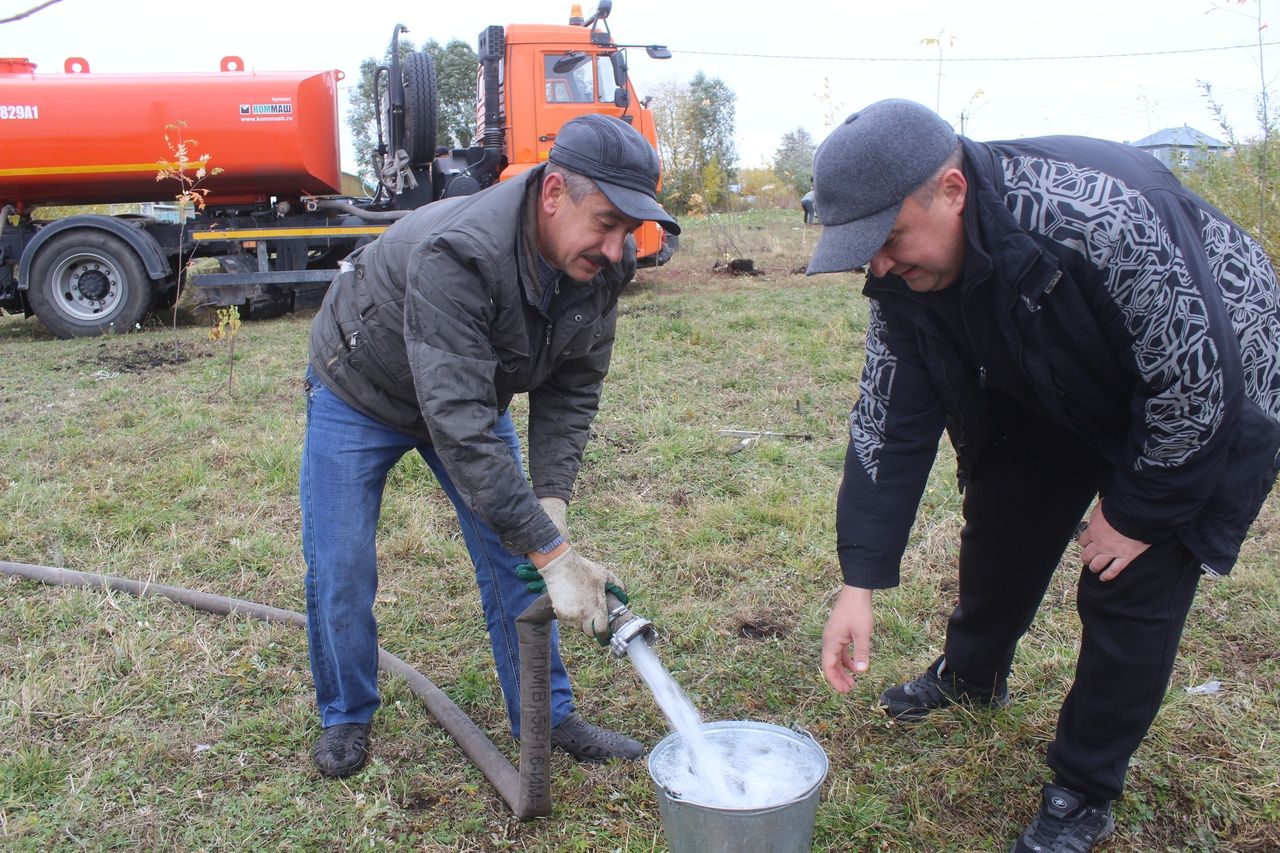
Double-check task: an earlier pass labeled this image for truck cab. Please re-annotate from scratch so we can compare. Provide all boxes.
[424,1,671,265]
[493,12,669,263]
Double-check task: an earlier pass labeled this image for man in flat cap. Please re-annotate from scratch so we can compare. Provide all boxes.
[301,114,679,778]
[808,98,1280,851]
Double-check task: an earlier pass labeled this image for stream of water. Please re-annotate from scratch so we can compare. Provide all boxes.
[624,637,737,806]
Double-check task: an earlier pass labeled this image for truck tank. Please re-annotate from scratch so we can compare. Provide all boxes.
[0,56,344,208]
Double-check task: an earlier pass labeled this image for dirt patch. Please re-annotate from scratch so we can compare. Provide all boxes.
[735,612,792,640]
[87,340,209,374]
[712,258,763,276]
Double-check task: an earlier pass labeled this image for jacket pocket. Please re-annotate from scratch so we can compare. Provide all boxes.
[552,315,606,362]
[1019,275,1129,440]
[360,299,413,385]
[331,271,412,389]
[492,304,533,387]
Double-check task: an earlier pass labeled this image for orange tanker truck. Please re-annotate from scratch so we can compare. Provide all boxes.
[0,1,674,338]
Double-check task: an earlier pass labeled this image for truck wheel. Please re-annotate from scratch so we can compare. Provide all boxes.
[27,230,154,338]
[656,233,679,266]
[402,50,439,165]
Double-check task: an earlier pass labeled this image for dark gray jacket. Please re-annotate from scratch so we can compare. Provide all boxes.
[837,135,1280,587]
[309,166,636,554]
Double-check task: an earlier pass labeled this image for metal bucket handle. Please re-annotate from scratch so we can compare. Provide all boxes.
[790,722,821,744]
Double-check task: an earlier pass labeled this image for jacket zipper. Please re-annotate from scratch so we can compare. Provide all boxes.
[541,280,561,350]
[960,274,992,394]
[544,281,598,352]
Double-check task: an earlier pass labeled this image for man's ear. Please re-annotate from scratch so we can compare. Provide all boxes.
[940,168,967,212]
[541,170,567,215]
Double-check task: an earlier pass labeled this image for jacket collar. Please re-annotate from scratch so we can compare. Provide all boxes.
[957,137,1062,310]
[518,165,557,309]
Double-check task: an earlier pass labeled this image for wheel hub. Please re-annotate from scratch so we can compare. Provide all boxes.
[75,267,112,302]
[49,251,123,320]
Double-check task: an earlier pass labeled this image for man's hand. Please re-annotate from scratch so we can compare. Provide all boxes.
[537,546,626,638]
[517,561,629,605]
[1079,501,1150,582]
[539,497,569,539]
[820,585,874,693]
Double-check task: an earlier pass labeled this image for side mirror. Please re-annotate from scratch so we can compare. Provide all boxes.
[610,50,628,88]
[552,52,590,74]
[613,86,630,109]
[645,45,672,60]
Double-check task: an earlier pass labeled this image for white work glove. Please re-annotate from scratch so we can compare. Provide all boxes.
[539,546,627,639]
[538,496,569,539]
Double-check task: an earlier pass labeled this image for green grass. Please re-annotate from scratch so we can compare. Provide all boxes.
[2,209,1278,851]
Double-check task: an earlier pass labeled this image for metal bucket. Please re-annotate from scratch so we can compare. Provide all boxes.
[647,721,828,853]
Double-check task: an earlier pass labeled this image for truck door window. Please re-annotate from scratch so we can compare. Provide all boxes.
[544,55,593,103]
[595,55,617,103]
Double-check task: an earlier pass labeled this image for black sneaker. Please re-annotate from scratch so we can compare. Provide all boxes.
[879,655,1010,721]
[550,713,645,763]
[313,722,372,777]
[1010,783,1115,852]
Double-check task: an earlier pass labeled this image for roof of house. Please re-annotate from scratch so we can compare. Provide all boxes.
[1130,126,1228,150]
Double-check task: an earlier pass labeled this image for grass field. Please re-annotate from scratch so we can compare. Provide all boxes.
[2,209,1278,851]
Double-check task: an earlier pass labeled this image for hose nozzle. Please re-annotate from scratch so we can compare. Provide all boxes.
[605,594,657,658]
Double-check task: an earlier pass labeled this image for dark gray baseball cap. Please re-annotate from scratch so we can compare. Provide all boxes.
[549,114,680,235]
[806,99,957,274]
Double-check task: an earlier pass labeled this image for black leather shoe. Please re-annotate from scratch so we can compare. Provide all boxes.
[879,655,1010,721]
[550,713,645,763]
[313,722,372,777]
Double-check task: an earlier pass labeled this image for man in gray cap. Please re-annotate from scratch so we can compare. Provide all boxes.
[301,114,679,778]
[808,98,1280,852]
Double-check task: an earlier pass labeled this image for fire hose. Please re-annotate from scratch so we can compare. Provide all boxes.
[310,198,414,222]
[0,559,652,819]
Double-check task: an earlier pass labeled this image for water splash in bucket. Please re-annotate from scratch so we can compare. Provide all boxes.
[649,724,828,809]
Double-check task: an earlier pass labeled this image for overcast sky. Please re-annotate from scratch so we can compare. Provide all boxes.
[6,0,1278,171]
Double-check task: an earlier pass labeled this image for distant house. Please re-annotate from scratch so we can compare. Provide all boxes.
[1130,126,1229,169]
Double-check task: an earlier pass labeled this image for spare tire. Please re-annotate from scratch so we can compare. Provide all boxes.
[401,51,438,165]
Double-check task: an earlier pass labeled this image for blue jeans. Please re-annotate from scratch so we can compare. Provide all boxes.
[299,367,575,735]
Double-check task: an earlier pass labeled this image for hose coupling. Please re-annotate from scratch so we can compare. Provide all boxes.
[606,601,657,658]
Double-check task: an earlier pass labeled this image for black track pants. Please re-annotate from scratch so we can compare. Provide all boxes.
[941,411,1202,802]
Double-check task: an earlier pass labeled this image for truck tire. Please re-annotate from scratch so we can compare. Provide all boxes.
[27,230,154,338]
[656,233,679,266]
[402,50,438,165]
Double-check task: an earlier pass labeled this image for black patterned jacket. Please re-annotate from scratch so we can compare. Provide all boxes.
[836,134,1280,587]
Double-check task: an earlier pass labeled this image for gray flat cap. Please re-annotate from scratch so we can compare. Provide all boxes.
[549,114,680,235]
[806,99,957,274]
